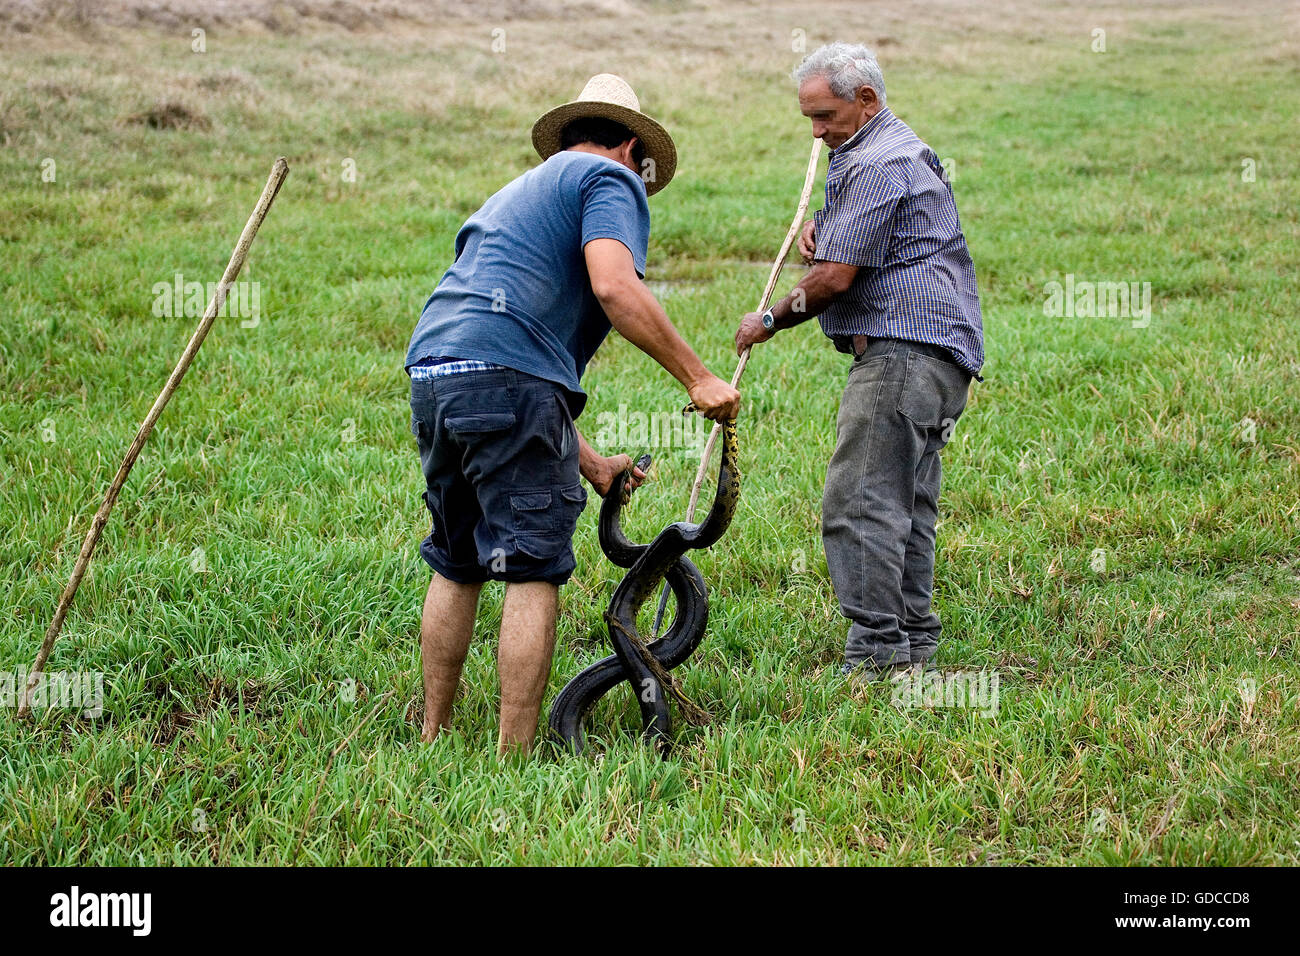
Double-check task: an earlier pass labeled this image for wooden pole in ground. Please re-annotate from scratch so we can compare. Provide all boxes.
[17,158,290,719]
[651,139,823,636]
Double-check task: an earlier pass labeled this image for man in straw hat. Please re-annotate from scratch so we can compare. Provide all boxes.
[735,43,984,685]
[405,73,741,755]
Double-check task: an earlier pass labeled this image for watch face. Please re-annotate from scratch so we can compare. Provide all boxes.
[762,311,774,329]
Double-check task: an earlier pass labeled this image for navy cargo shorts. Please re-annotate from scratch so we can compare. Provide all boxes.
[409,365,588,585]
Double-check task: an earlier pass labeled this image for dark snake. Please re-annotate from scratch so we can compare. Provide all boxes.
[548,416,740,755]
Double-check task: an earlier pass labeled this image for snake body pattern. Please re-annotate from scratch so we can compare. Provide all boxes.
[549,417,740,754]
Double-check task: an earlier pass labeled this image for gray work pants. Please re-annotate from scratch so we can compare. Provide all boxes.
[822,337,972,669]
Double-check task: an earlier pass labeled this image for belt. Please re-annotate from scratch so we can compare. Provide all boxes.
[840,334,964,370]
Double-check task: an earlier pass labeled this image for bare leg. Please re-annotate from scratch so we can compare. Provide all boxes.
[497,581,559,756]
[420,573,483,742]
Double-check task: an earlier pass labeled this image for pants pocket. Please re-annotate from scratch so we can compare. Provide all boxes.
[550,393,576,460]
[444,410,517,437]
[509,483,586,559]
[896,352,968,429]
[510,489,562,559]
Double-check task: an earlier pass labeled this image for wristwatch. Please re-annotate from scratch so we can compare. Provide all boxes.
[761,308,776,331]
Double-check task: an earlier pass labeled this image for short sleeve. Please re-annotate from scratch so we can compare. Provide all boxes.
[813,161,905,269]
[580,165,651,278]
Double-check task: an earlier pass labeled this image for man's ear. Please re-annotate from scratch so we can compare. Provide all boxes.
[858,85,878,111]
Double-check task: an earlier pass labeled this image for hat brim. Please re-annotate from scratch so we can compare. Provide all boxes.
[531,100,677,196]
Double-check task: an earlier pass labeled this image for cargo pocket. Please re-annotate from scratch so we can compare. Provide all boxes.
[559,482,587,519]
[444,411,516,437]
[897,352,963,429]
[510,489,562,559]
[509,483,586,560]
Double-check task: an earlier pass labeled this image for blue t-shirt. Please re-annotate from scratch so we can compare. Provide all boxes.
[405,151,651,417]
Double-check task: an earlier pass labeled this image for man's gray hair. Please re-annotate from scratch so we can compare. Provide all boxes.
[792,42,887,106]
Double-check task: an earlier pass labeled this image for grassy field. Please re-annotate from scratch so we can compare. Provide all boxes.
[2,0,1298,865]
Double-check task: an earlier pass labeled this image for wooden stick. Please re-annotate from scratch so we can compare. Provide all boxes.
[17,158,290,719]
[651,139,823,636]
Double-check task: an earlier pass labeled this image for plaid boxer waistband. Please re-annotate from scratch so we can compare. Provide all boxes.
[408,357,506,380]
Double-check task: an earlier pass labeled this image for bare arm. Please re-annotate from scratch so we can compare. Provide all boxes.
[576,428,645,499]
[734,259,860,354]
[585,238,740,421]
[775,260,860,327]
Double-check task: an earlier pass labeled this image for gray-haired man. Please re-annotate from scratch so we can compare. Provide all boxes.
[735,43,984,682]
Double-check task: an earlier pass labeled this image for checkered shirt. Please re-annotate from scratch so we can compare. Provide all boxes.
[813,107,984,377]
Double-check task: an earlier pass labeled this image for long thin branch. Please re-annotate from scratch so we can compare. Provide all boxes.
[651,139,823,637]
[18,158,290,718]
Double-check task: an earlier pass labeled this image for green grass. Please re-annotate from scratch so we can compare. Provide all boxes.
[1,1,1298,864]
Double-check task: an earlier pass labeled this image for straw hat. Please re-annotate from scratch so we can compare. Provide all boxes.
[531,73,677,196]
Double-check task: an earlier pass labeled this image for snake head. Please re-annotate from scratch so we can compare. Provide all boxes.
[618,453,653,506]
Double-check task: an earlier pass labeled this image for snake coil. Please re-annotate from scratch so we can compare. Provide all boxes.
[549,417,740,754]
